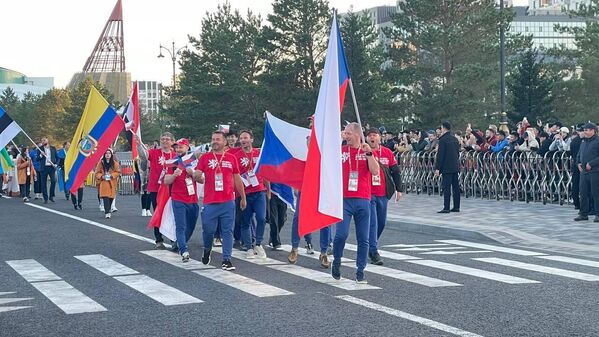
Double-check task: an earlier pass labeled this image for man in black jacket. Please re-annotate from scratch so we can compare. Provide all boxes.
[435,122,461,213]
[570,125,584,210]
[38,137,57,204]
[575,123,599,222]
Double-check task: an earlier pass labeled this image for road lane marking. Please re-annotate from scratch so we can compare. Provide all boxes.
[420,250,492,255]
[31,280,107,314]
[407,260,540,284]
[336,295,484,337]
[473,258,599,281]
[536,255,599,269]
[344,243,421,260]
[6,259,61,282]
[436,240,546,256]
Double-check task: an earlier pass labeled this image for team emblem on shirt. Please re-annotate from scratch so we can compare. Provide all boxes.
[240,157,250,167]
[341,152,350,163]
[208,159,219,169]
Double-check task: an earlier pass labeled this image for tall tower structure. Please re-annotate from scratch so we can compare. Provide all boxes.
[69,0,131,104]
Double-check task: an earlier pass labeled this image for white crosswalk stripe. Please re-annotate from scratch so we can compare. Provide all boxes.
[6,259,107,314]
[536,255,599,269]
[407,260,541,284]
[344,243,420,260]
[436,240,546,256]
[213,247,379,291]
[473,258,599,281]
[140,250,294,297]
[75,254,203,306]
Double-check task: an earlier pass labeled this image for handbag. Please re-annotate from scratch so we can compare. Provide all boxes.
[381,164,396,200]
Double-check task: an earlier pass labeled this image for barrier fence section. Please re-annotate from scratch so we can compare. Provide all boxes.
[398,150,574,205]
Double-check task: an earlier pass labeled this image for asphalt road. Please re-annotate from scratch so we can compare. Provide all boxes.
[1,189,599,337]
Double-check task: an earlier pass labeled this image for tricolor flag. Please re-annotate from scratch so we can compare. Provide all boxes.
[148,183,176,241]
[0,106,22,149]
[124,81,142,159]
[64,86,125,194]
[298,14,349,236]
[270,183,296,212]
[254,112,310,190]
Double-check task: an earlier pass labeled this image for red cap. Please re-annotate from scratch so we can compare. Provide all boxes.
[176,138,190,148]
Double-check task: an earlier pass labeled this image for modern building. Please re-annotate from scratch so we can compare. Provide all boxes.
[527,0,590,15]
[137,80,162,120]
[510,6,587,49]
[0,67,54,99]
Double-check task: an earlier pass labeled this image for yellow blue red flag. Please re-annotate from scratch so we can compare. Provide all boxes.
[65,86,124,193]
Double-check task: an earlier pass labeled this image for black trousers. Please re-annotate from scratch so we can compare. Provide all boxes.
[571,169,580,209]
[41,166,56,201]
[71,187,84,206]
[141,192,152,210]
[149,191,163,242]
[19,176,31,198]
[33,173,42,194]
[102,197,114,214]
[580,172,599,217]
[442,172,460,211]
[269,195,287,247]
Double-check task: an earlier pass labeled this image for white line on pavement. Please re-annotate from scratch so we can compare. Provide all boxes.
[75,254,203,306]
[6,260,62,283]
[141,249,294,297]
[536,255,599,269]
[420,251,492,255]
[344,243,421,260]
[343,263,462,288]
[0,306,32,313]
[279,244,354,263]
[31,280,107,314]
[0,297,33,305]
[407,260,541,284]
[397,247,469,252]
[336,295,484,337]
[213,247,378,291]
[473,258,599,281]
[436,240,546,256]
[382,243,451,248]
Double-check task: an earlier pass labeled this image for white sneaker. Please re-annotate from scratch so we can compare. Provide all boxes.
[146,210,152,216]
[142,209,147,217]
[213,238,222,247]
[105,213,111,219]
[246,248,256,259]
[111,206,118,212]
[254,245,267,259]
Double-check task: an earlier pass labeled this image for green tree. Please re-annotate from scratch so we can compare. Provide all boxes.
[340,8,392,127]
[384,0,517,129]
[34,88,72,144]
[507,48,555,123]
[0,87,20,113]
[166,3,266,140]
[11,92,41,146]
[261,0,330,127]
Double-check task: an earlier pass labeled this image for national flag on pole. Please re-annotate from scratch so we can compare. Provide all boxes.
[124,81,142,159]
[64,86,125,194]
[298,14,350,236]
[254,112,310,190]
[270,183,296,212]
[0,148,14,175]
[0,106,22,150]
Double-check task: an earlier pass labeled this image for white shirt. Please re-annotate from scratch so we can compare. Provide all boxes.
[45,146,52,166]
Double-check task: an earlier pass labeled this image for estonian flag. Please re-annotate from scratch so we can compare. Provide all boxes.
[0,106,22,149]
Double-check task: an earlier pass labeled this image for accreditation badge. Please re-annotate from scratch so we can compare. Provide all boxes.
[248,170,259,187]
[348,171,359,192]
[372,174,381,186]
[185,177,195,195]
[215,173,224,192]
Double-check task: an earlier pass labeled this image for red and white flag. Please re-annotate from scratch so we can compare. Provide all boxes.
[298,14,350,236]
[124,81,142,159]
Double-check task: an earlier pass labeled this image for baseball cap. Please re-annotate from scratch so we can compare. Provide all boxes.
[560,127,570,134]
[367,128,381,136]
[582,122,597,130]
[175,138,190,148]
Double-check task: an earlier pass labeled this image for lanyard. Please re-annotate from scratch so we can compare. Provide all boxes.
[161,150,174,170]
[348,146,361,172]
[212,151,226,173]
[243,149,254,171]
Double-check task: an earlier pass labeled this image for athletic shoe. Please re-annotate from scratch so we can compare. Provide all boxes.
[155,242,166,250]
[254,245,267,259]
[201,249,211,265]
[111,206,118,212]
[369,252,384,266]
[23,197,29,202]
[319,254,331,269]
[182,251,190,263]
[99,204,104,212]
[213,238,222,247]
[221,260,235,271]
[142,209,147,217]
[78,204,82,210]
[305,243,314,255]
[271,244,282,251]
[356,272,367,284]
[332,263,341,280]
[146,210,152,216]
[170,242,179,252]
[246,248,256,259]
[287,250,298,264]
[105,213,111,219]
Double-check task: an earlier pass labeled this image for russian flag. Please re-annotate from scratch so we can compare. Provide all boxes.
[64,86,125,194]
[298,14,349,236]
[254,112,310,190]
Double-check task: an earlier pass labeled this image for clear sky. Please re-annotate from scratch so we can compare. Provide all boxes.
[3,0,528,88]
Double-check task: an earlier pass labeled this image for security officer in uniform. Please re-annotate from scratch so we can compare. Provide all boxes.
[575,123,599,222]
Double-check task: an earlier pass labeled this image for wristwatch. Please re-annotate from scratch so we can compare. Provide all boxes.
[365,152,373,156]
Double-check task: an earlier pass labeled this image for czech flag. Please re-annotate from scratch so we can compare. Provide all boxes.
[64,86,125,194]
[298,14,349,236]
[254,112,310,190]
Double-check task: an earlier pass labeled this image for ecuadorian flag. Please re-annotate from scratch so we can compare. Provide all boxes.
[64,86,124,194]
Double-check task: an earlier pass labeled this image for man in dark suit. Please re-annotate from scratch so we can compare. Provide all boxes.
[38,137,57,204]
[575,123,599,222]
[434,122,461,213]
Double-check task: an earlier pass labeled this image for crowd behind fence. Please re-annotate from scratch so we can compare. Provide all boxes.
[398,150,574,205]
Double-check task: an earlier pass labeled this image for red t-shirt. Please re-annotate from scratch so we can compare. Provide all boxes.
[227,147,241,155]
[342,145,372,199]
[170,161,200,204]
[235,148,266,194]
[198,151,239,204]
[147,149,176,192]
[371,146,397,197]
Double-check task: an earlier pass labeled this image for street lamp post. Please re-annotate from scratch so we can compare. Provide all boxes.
[158,41,187,90]
[499,0,506,116]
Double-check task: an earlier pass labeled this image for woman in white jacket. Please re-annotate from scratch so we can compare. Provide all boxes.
[516,130,539,152]
[549,127,572,152]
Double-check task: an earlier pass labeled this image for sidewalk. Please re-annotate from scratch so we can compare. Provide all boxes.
[386,193,599,258]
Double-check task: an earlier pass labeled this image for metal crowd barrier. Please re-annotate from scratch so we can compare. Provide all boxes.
[84,155,137,196]
[398,150,574,205]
